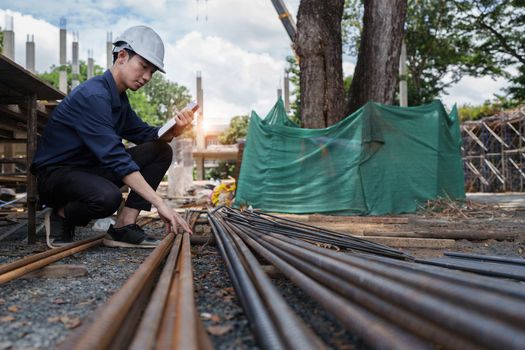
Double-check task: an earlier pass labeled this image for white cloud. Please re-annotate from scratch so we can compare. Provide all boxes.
[166,31,286,122]
[1,1,515,127]
[440,75,508,108]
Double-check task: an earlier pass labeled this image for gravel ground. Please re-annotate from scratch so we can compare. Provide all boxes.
[0,222,149,350]
[1,211,524,349]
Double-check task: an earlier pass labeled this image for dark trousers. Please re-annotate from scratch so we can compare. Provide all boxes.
[37,141,172,227]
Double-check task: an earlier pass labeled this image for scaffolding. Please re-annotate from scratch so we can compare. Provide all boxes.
[461,106,525,192]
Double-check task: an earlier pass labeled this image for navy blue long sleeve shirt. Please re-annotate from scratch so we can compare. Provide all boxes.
[32,70,160,178]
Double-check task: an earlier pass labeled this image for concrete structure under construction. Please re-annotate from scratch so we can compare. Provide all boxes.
[2,15,15,60]
[72,32,79,89]
[25,35,35,73]
[106,32,112,69]
[195,71,205,179]
[59,18,67,93]
[284,71,290,113]
[87,49,94,79]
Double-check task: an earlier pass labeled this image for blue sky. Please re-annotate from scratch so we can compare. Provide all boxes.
[0,1,507,126]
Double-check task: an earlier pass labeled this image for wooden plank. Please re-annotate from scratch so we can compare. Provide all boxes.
[362,230,519,240]
[361,236,456,248]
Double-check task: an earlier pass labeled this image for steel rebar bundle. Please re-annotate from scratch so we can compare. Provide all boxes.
[60,210,210,350]
[209,207,525,350]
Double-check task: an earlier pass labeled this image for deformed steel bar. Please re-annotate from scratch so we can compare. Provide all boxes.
[444,251,525,266]
[355,252,525,300]
[240,227,481,350]
[0,233,106,284]
[247,229,525,349]
[223,217,431,350]
[173,233,200,350]
[69,234,175,350]
[221,218,327,350]
[208,212,288,350]
[270,231,525,326]
[222,208,409,259]
[418,257,525,281]
[128,234,183,350]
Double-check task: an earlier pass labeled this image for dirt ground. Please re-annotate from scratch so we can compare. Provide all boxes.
[0,193,524,349]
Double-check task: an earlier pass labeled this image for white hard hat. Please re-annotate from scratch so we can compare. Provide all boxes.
[113,25,165,73]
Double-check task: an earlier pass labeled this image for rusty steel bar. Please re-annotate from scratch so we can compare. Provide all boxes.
[249,229,525,349]
[219,219,431,350]
[356,252,525,300]
[0,233,105,276]
[173,233,199,350]
[239,228,481,350]
[222,207,411,259]
[444,251,525,266]
[221,218,327,350]
[0,233,105,284]
[208,212,288,350]
[269,230,525,326]
[128,234,183,350]
[69,234,175,350]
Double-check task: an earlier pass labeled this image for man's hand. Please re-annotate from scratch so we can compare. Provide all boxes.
[172,106,195,137]
[156,201,193,235]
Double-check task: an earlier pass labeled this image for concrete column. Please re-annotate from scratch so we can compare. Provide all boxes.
[196,71,205,180]
[25,34,35,72]
[284,71,290,113]
[87,49,94,79]
[399,39,408,107]
[2,16,15,173]
[196,71,205,150]
[72,32,79,89]
[59,18,68,93]
[106,32,112,69]
[2,15,14,60]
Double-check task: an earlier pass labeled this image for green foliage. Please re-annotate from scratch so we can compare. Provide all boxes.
[39,62,194,129]
[342,0,364,57]
[140,73,192,122]
[404,0,500,105]
[455,0,525,102]
[127,89,160,125]
[342,0,524,106]
[0,28,3,52]
[39,61,105,89]
[286,55,301,125]
[206,161,236,180]
[219,115,249,145]
[458,96,520,121]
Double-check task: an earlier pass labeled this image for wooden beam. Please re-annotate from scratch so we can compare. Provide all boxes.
[0,138,28,144]
[26,94,37,244]
[463,127,488,151]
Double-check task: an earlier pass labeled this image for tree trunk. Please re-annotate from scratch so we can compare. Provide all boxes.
[296,0,346,128]
[347,0,407,114]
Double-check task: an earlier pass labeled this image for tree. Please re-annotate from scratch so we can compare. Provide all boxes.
[0,28,3,52]
[126,89,159,126]
[39,62,194,128]
[455,0,525,103]
[404,0,502,105]
[140,73,192,122]
[346,0,407,114]
[343,0,507,106]
[295,0,346,128]
[39,61,104,90]
[285,55,301,125]
[219,115,249,145]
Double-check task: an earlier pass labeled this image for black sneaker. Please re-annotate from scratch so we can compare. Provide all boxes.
[45,209,75,248]
[103,224,160,248]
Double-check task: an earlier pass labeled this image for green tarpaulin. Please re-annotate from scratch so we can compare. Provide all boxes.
[235,99,465,215]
